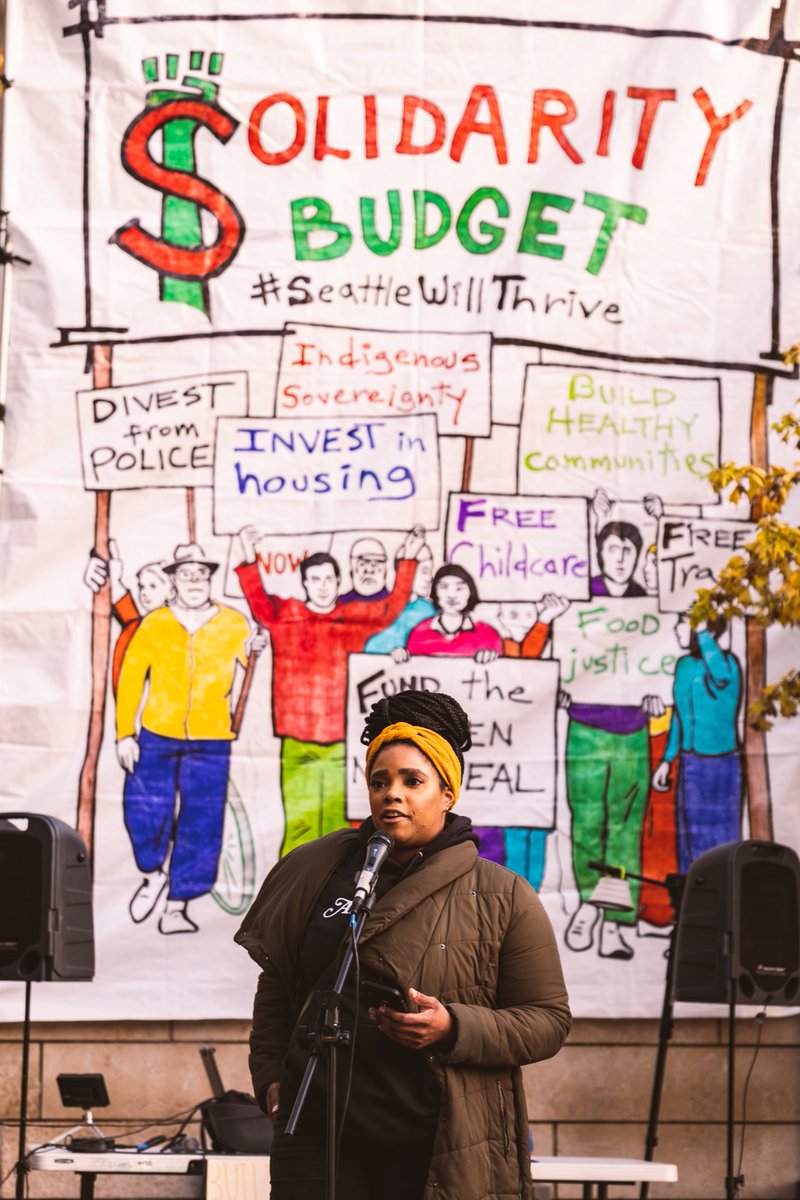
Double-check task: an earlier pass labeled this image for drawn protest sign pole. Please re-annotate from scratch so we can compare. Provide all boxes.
[77,342,115,856]
[745,372,773,841]
[742,32,794,842]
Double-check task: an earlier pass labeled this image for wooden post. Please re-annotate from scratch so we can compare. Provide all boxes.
[231,652,258,738]
[461,436,474,492]
[187,486,196,543]
[744,373,774,841]
[76,343,113,855]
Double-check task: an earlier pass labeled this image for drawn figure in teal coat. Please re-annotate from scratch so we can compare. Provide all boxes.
[652,615,743,871]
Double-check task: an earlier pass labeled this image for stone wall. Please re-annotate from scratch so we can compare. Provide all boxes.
[1,1016,798,1200]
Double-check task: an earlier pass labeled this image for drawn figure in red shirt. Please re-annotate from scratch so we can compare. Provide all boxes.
[235,524,427,857]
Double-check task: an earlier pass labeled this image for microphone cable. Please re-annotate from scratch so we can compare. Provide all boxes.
[733,1000,770,1197]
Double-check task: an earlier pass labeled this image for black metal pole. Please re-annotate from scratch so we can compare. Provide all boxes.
[639,921,679,1200]
[286,889,379,1200]
[589,867,684,1200]
[725,997,742,1199]
[16,980,32,1200]
[325,1003,338,1200]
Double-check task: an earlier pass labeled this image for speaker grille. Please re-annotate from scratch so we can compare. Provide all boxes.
[740,861,800,993]
[0,834,44,970]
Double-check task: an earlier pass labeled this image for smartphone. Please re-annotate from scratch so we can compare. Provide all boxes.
[360,980,410,1012]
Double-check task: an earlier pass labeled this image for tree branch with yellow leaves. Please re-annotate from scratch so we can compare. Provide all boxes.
[690,370,800,731]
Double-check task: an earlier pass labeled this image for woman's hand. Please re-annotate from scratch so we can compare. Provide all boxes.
[265,1081,281,1125]
[369,988,453,1049]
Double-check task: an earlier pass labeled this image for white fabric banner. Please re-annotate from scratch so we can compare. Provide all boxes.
[1,0,798,1022]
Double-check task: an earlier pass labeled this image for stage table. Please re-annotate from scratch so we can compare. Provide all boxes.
[30,1146,678,1199]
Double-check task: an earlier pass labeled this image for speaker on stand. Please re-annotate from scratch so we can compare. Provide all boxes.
[0,813,95,1200]
[674,840,800,1200]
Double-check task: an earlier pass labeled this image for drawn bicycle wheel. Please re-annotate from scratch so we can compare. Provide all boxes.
[211,779,257,915]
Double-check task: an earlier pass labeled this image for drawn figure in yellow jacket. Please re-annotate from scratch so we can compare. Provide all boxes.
[116,542,265,935]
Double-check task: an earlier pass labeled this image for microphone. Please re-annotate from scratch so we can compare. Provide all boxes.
[587,860,626,878]
[352,832,395,910]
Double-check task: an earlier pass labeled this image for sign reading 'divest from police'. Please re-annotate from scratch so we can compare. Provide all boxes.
[345,653,558,826]
[77,372,249,491]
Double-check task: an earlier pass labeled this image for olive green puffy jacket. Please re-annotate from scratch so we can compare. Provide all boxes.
[235,828,571,1200]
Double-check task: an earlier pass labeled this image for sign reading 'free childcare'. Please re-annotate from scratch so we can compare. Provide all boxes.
[445,492,591,601]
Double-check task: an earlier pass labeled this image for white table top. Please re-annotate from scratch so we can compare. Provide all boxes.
[30,1149,205,1174]
[30,1148,677,1186]
[531,1157,678,1183]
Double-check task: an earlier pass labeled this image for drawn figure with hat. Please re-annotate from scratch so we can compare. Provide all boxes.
[115,542,267,934]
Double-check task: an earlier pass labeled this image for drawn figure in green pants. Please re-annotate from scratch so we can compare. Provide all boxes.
[559,689,665,960]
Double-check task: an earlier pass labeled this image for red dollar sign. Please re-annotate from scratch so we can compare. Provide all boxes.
[111,99,245,280]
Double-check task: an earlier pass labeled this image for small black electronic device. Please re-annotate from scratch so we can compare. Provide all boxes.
[67,1135,116,1153]
[56,1073,110,1110]
[360,980,410,1012]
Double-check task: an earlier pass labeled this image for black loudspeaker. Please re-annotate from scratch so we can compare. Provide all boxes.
[0,813,94,981]
[674,839,800,1005]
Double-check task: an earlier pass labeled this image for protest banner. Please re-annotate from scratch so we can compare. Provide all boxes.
[77,372,248,490]
[346,653,559,826]
[3,2,800,1038]
[518,365,722,503]
[213,413,441,534]
[276,323,492,436]
[444,492,590,600]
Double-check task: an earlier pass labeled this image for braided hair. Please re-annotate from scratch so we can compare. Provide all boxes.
[360,689,472,772]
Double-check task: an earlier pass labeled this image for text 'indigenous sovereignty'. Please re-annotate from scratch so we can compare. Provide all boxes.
[518,366,721,501]
[346,654,559,826]
[213,414,441,534]
[276,323,492,436]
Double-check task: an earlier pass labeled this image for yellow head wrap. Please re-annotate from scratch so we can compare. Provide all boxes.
[365,721,462,806]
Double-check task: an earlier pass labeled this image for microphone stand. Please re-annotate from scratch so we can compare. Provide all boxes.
[589,860,685,1200]
[286,887,378,1200]
[636,870,685,1200]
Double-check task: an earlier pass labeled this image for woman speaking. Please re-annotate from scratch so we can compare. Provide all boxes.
[236,690,570,1200]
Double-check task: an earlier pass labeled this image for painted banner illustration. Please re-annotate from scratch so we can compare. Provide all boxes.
[1,0,799,1020]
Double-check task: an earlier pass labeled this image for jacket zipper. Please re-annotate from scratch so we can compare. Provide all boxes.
[496,1080,509,1158]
